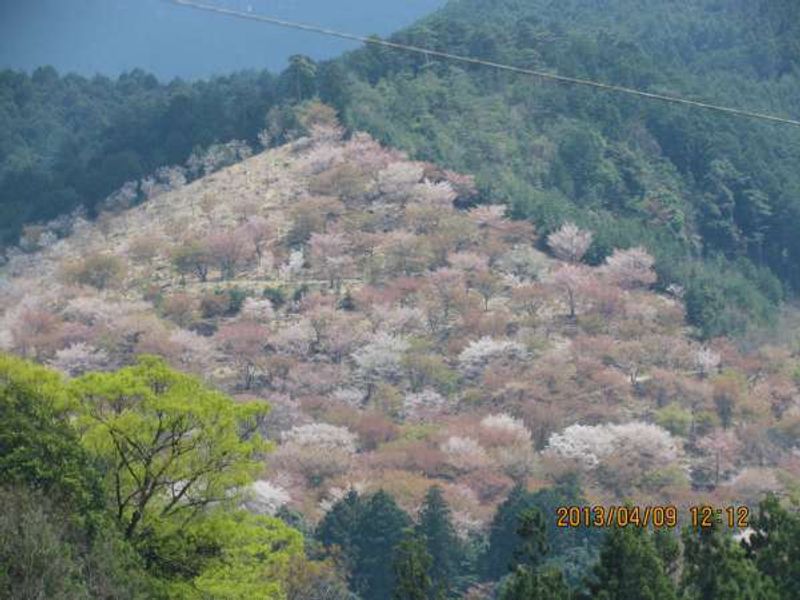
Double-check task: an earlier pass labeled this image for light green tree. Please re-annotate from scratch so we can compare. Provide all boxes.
[70,356,271,541]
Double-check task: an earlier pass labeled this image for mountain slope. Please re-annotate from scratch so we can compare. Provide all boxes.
[3,125,798,534]
[331,0,800,336]
[3,1,799,340]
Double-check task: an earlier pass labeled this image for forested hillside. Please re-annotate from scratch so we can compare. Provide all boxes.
[3,0,800,337]
[335,0,800,338]
[3,113,800,597]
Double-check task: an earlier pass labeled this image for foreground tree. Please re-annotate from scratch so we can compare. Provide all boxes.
[392,531,433,600]
[70,355,270,541]
[316,489,365,573]
[499,506,571,600]
[582,525,676,600]
[354,491,412,600]
[682,524,778,600]
[743,494,800,599]
[0,354,102,516]
[417,486,461,598]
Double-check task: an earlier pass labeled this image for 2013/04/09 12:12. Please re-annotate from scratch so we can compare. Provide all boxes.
[555,505,750,529]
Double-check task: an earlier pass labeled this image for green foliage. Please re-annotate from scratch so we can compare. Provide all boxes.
[416,486,461,597]
[0,68,277,247]
[655,404,693,437]
[681,524,779,600]
[262,285,287,308]
[392,531,433,600]
[331,0,799,335]
[501,567,572,600]
[63,253,126,290]
[354,490,412,599]
[1,353,307,598]
[316,489,412,600]
[316,489,364,571]
[483,481,598,581]
[0,353,102,517]
[499,506,570,600]
[0,485,153,600]
[743,494,800,599]
[583,525,676,600]
[0,355,156,598]
[69,355,271,541]
[180,511,303,600]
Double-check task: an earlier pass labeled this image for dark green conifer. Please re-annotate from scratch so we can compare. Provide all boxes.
[393,531,433,600]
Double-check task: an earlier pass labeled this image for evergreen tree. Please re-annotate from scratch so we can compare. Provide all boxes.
[501,567,572,600]
[483,481,595,582]
[681,524,779,600]
[353,490,412,600]
[393,531,433,600]
[743,494,800,599]
[316,489,365,572]
[500,506,571,600]
[583,526,676,600]
[514,508,549,569]
[417,486,460,597]
[483,484,531,580]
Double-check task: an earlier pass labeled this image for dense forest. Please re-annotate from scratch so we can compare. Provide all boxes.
[2,0,800,338]
[4,354,800,598]
[4,1,800,598]
[3,110,800,597]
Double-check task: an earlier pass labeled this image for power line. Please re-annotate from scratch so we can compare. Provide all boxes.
[170,0,800,128]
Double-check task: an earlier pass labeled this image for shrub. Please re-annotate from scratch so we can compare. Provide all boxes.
[62,254,125,290]
[263,286,287,308]
[655,404,693,437]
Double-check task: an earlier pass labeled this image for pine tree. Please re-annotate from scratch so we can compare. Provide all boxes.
[500,507,571,600]
[501,567,572,600]
[354,490,412,600]
[483,484,531,580]
[393,531,433,600]
[681,524,779,600]
[315,489,364,574]
[514,508,549,569]
[583,525,677,600]
[743,494,800,599]
[417,486,460,598]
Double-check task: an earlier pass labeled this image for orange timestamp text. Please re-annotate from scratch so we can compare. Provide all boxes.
[556,504,751,529]
[556,505,679,529]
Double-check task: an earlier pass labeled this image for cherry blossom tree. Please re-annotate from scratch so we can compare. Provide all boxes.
[216,321,269,389]
[243,480,292,516]
[240,297,275,323]
[50,342,111,376]
[510,283,548,319]
[440,436,489,473]
[496,245,546,281]
[403,389,449,422]
[377,162,424,204]
[547,264,591,318]
[546,422,680,493]
[478,414,535,480]
[278,423,357,486]
[209,231,253,280]
[171,237,212,283]
[352,332,410,397]
[694,347,722,378]
[695,429,742,486]
[238,215,274,269]
[602,247,657,289]
[547,222,593,263]
[458,337,528,380]
[309,232,353,290]
[422,268,466,333]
